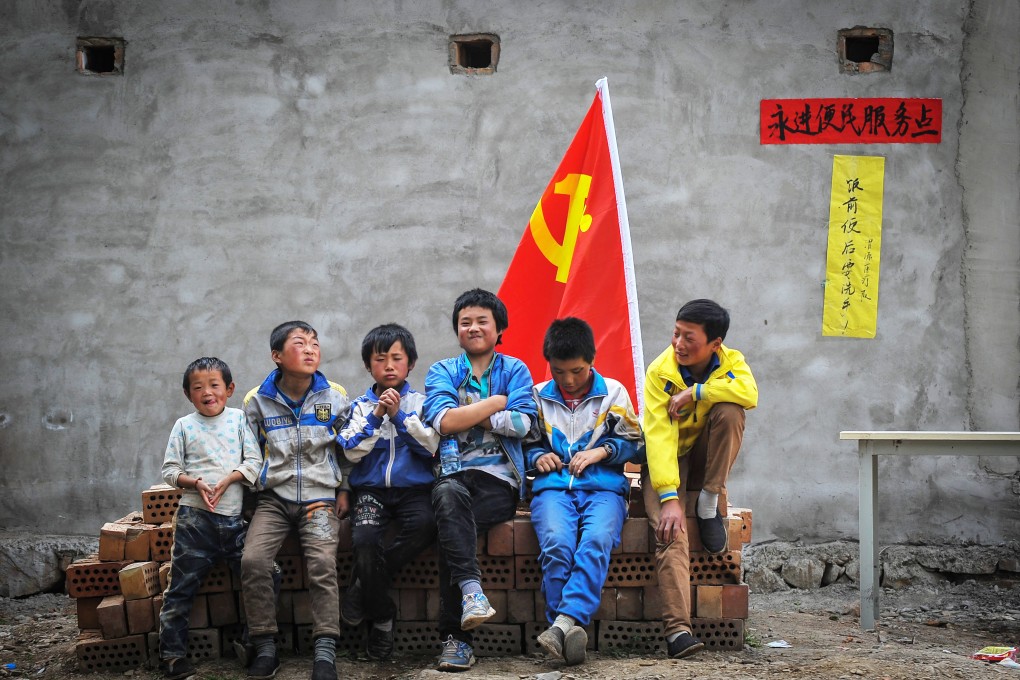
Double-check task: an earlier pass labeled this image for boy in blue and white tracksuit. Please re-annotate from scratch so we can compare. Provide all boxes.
[337,324,439,660]
[525,318,644,666]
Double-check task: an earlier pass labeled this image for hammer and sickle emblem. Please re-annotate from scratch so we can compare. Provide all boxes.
[529,173,594,283]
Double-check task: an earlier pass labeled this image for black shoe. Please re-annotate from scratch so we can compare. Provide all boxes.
[562,626,587,666]
[536,625,564,658]
[311,659,338,680]
[367,623,394,660]
[246,654,281,679]
[667,631,705,659]
[341,580,364,626]
[697,511,728,554]
[159,657,197,680]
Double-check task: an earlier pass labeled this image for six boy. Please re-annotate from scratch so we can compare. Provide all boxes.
[158,295,753,676]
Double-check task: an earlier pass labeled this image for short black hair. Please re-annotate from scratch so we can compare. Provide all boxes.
[543,317,596,363]
[676,299,729,342]
[270,321,317,352]
[361,323,418,367]
[182,357,232,392]
[451,289,509,342]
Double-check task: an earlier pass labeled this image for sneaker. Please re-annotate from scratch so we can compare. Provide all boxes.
[536,625,564,658]
[562,626,587,666]
[697,510,728,554]
[246,654,281,679]
[436,635,476,671]
[367,623,394,660]
[460,592,495,630]
[159,657,197,680]
[310,659,337,680]
[341,580,364,626]
[667,631,705,659]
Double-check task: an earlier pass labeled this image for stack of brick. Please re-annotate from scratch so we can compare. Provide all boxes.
[68,482,753,672]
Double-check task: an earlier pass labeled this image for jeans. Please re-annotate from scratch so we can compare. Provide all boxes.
[531,489,626,626]
[159,505,246,660]
[350,486,437,622]
[241,492,341,641]
[431,470,517,643]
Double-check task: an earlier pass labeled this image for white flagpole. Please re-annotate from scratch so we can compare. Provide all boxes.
[595,77,645,413]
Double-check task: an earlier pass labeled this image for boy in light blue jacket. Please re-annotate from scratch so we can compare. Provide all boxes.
[423,289,537,671]
[338,324,439,660]
[525,318,644,666]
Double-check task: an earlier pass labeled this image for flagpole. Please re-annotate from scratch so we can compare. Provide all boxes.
[596,77,645,413]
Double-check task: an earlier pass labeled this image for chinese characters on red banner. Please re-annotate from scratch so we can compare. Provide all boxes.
[761,98,942,144]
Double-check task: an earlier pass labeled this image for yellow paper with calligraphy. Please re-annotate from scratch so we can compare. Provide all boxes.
[822,155,884,337]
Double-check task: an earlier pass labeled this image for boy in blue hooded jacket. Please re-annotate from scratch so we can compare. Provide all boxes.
[423,289,537,671]
[525,318,644,666]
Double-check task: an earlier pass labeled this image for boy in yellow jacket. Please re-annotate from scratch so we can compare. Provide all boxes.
[642,299,757,659]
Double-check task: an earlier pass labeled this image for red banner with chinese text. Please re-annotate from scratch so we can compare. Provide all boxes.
[761,98,942,144]
[497,78,644,408]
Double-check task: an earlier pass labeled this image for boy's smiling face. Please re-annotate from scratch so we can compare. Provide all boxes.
[457,305,500,357]
[368,340,413,391]
[272,328,321,378]
[185,369,235,417]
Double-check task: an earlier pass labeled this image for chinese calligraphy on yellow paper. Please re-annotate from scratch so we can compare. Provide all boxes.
[822,155,884,337]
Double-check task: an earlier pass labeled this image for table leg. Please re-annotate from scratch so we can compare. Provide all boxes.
[858,440,879,630]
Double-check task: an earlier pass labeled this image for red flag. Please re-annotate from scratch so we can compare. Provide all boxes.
[497,78,644,409]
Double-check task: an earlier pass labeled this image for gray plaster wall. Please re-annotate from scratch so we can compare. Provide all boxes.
[0,1,1017,542]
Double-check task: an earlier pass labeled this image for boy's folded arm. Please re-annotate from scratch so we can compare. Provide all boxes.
[488,410,532,438]
[237,419,264,486]
[393,411,440,457]
[337,404,383,460]
[643,368,682,497]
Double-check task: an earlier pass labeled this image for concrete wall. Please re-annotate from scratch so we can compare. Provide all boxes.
[0,0,1017,542]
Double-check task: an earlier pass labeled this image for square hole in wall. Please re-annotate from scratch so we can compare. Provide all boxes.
[838,27,892,74]
[76,37,125,75]
[449,33,499,75]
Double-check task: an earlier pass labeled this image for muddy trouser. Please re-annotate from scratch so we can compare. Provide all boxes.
[159,505,246,660]
[350,485,437,623]
[241,492,341,641]
[432,469,517,645]
[643,402,745,636]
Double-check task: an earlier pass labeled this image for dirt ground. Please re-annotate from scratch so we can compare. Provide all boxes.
[1,580,1018,679]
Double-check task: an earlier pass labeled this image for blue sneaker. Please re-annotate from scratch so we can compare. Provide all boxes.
[460,592,495,630]
[436,635,476,672]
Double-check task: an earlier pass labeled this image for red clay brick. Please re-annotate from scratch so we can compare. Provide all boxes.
[277,591,293,623]
[486,520,514,556]
[96,595,127,640]
[605,553,657,586]
[689,551,742,585]
[399,588,427,621]
[158,562,170,592]
[721,583,749,619]
[188,594,208,629]
[149,523,174,562]
[425,589,441,621]
[141,484,181,524]
[76,596,103,630]
[119,562,159,600]
[485,589,507,623]
[512,516,539,555]
[125,596,154,634]
[615,517,649,554]
[151,594,162,624]
[479,555,514,589]
[595,587,617,620]
[505,589,533,623]
[641,585,662,620]
[695,584,723,618]
[75,632,146,673]
[197,561,233,594]
[616,587,643,620]
[336,518,353,553]
[207,591,239,627]
[514,556,541,590]
[99,523,128,561]
[291,590,313,625]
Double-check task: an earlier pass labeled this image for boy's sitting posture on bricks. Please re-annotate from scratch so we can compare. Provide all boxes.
[241,321,352,680]
[159,357,262,680]
[338,324,439,660]
[525,318,644,666]
[423,289,537,671]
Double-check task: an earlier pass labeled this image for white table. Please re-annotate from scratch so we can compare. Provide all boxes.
[841,430,1020,630]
